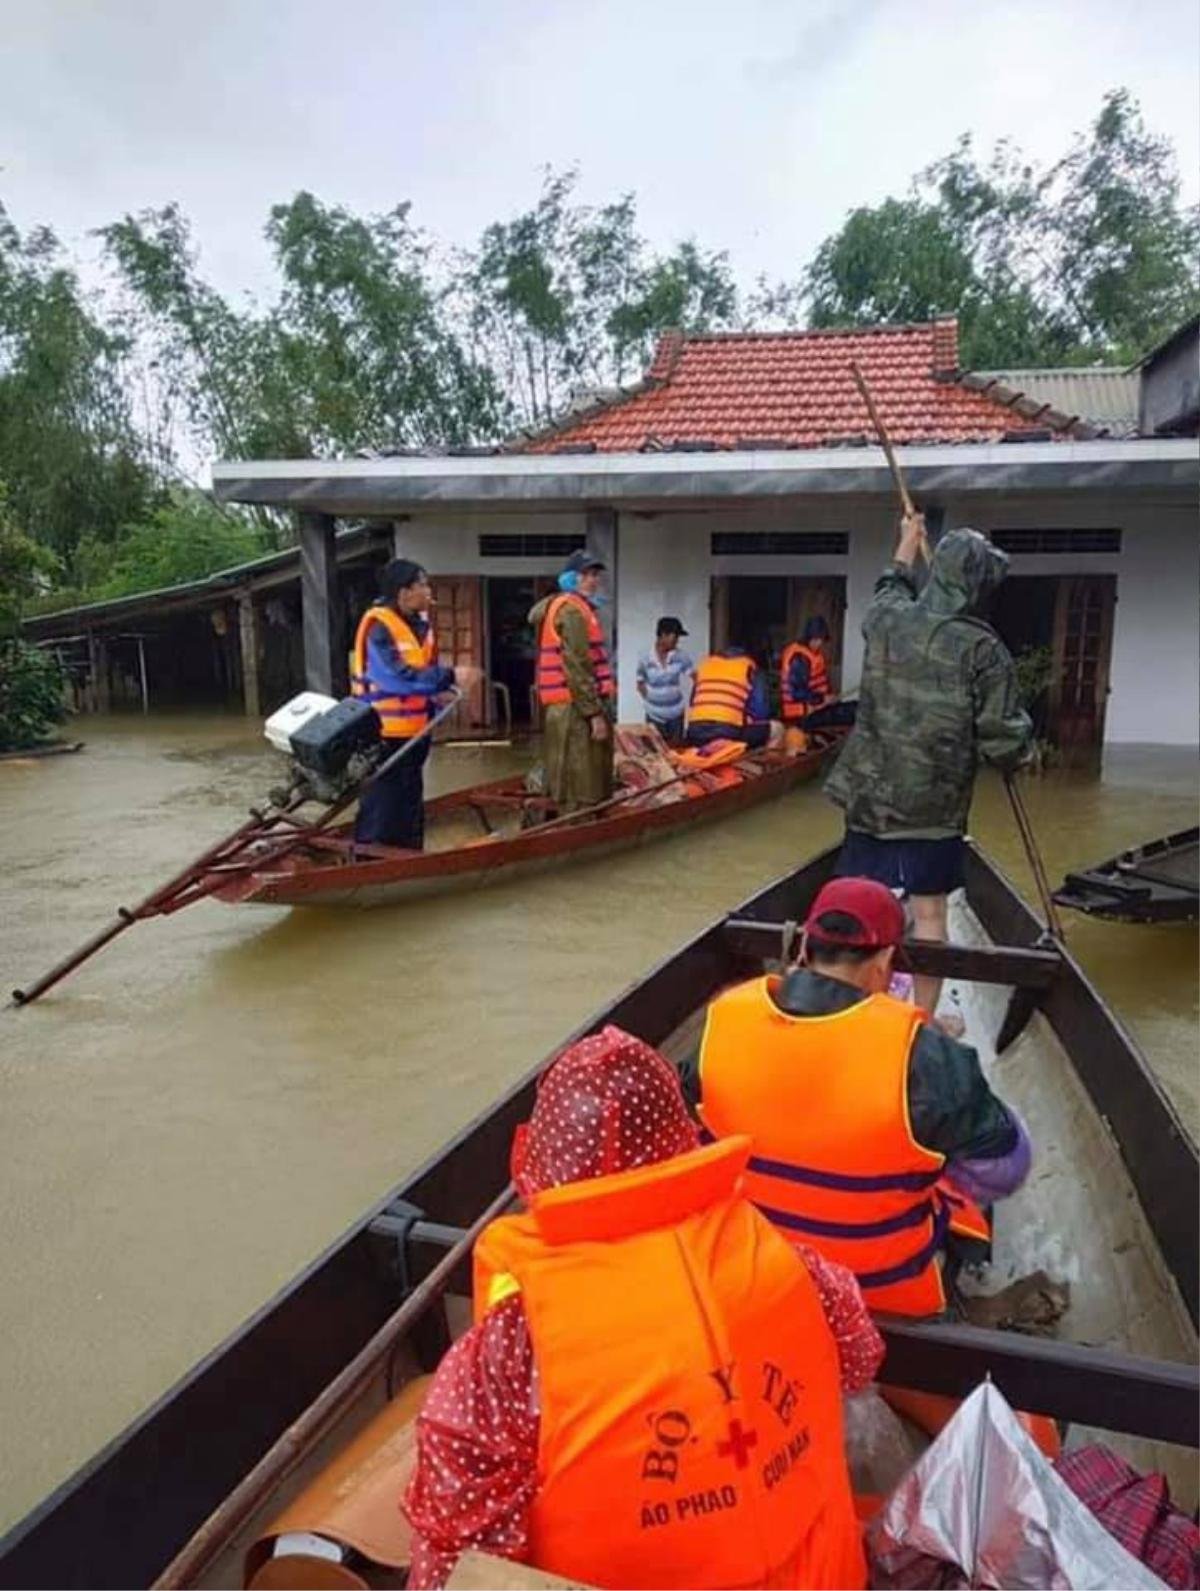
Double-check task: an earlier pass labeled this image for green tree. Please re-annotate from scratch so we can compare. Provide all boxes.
[459,170,740,428]
[0,202,157,577]
[71,491,268,603]
[264,191,505,451]
[0,487,66,748]
[803,90,1200,367]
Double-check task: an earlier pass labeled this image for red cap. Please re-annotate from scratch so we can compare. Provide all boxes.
[804,877,906,949]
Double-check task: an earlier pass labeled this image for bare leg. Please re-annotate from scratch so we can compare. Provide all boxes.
[910,892,948,1015]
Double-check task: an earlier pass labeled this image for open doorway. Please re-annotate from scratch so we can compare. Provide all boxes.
[711,576,847,710]
[487,575,555,728]
[990,574,1115,748]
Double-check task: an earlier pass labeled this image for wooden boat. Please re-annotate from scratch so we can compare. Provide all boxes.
[211,739,834,909]
[1054,826,1200,924]
[1,844,1195,1590]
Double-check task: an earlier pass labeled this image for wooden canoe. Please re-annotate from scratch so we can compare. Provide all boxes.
[211,741,834,908]
[1054,825,1200,924]
[0,844,1195,1590]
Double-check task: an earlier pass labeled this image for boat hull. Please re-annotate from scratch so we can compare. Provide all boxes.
[216,745,832,907]
[0,844,1195,1589]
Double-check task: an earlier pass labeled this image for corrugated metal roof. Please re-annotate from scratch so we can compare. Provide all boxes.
[976,369,1140,434]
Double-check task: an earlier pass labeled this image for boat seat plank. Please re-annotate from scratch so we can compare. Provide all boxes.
[722,920,1062,988]
[879,1320,1199,1447]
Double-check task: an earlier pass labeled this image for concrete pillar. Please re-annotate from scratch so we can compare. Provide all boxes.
[237,590,262,718]
[586,504,619,674]
[297,511,345,697]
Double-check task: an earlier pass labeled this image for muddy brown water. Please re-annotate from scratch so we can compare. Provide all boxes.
[0,714,1196,1532]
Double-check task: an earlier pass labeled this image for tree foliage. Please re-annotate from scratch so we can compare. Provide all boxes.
[807,90,1200,367]
[459,170,739,428]
[0,486,65,747]
[0,203,157,577]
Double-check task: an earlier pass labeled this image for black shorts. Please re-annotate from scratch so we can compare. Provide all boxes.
[836,829,965,897]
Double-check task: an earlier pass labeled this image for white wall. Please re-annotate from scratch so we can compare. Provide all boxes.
[392,510,588,580]
[392,493,1198,747]
[947,494,1199,746]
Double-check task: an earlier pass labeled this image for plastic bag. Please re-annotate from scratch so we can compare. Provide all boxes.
[867,1381,1166,1589]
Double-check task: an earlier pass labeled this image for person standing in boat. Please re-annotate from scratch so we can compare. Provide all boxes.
[824,513,1032,1017]
[528,550,615,813]
[635,614,694,745]
[404,1026,882,1590]
[692,877,1031,1319]
[350,560,456,850]
[685,642,779,749]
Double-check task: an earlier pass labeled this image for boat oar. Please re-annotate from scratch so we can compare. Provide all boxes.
[10,690,461,1008]
[850,360,930,564]
[1004,771,1065,940]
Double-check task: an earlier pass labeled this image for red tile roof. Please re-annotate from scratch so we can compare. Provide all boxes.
[521,318,1100,454]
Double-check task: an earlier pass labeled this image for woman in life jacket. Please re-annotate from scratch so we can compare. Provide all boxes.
[404,1026,884,1590]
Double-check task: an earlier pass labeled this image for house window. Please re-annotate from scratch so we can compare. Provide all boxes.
[710,532,849,556]
[990,528,1122,555]
[478,533,586,558]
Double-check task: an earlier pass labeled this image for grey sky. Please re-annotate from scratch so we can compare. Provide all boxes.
[4,0,1198,303]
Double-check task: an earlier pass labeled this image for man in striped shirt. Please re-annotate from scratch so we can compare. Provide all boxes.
[635,616,694,744]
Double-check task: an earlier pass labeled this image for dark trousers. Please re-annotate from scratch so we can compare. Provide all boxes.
[354,737,429,850]
[646,713,685,745]
[796,700,858,730]
[686,720,770,749]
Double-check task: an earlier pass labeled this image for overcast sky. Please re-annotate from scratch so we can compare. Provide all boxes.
[4,0,1198,303]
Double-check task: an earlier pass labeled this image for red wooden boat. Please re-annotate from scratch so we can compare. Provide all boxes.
[212,738,835,909]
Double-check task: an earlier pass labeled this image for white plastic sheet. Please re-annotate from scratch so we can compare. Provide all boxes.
[867,1381,1166,1589]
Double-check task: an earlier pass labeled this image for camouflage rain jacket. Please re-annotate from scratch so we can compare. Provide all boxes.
[825,529,1032,839]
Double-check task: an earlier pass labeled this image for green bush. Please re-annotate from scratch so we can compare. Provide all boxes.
[0,639,66,750]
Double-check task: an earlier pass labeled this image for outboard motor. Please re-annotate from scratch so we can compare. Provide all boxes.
[264,692,384,803]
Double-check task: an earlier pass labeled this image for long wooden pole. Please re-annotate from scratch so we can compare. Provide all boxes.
[850,360,916,516]
[1004,771,1066,939]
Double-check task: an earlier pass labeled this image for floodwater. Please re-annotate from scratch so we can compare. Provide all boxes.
[0,714,1196,1531]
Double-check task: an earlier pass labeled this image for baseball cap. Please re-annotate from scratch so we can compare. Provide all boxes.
[656,615,688,636]
[804,877,906,949]
[563,548,606,575]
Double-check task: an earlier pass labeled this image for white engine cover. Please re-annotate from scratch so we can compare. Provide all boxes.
[264,691,338,754]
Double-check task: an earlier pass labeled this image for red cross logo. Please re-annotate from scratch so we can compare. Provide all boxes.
[717,1418,759,1469]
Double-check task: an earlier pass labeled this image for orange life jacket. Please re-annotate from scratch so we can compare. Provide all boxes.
[535,593,615,708]
[698,978,988,1316]
[780,642,830,722]
[473,1138,864,1591]
[350,606,437,740]
[689,654,755,730]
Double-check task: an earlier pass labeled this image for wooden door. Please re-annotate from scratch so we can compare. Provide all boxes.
[1050,575,1116,747]
[430,576,485,733]
[785,577,847,689]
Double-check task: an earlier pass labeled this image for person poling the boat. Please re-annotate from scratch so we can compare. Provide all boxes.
[780,616,856,731]
[635,614,694,745]
[528,549,615,814]
[350,560,457,850]
[693,877,1031,1318]
[824,512,1032,1018]
[404,1025,883,1590]
[685,642,781,750]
